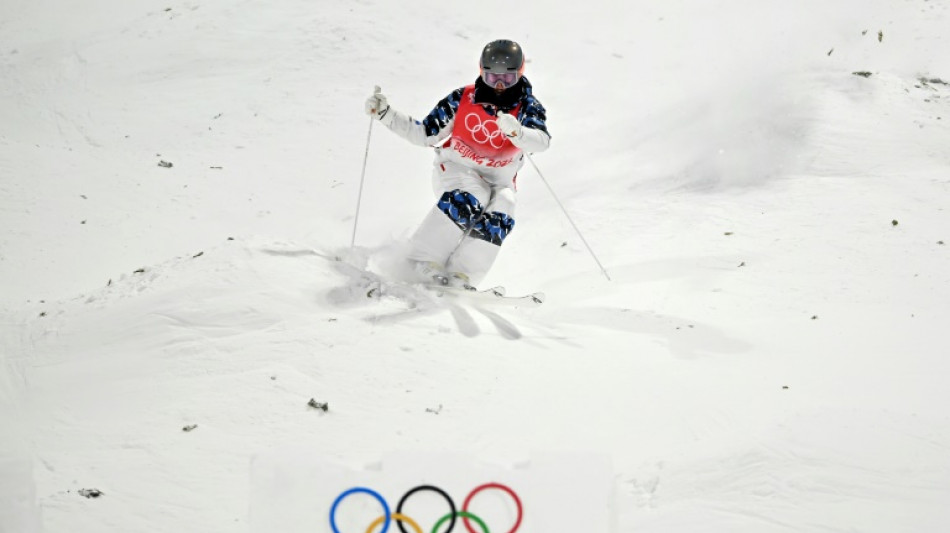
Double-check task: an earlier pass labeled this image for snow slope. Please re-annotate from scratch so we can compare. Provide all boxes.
[2,0,949,531]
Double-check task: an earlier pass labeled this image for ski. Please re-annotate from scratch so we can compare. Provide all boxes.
[332,258,544,309]
[425,284,545,308]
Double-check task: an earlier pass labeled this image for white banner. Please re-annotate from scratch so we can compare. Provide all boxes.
[250,450,614,533]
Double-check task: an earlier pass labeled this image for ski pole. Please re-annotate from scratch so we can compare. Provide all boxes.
[444,212,483,270]
[350,85,380,249]
[525,152,611,281]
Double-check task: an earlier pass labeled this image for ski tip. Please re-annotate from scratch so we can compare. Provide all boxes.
[530,292,546,304]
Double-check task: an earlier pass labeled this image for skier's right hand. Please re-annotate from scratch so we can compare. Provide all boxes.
[364,88,390,121]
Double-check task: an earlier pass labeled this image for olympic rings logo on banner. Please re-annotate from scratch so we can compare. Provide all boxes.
[464,113,507,149]
[329,482,523,533]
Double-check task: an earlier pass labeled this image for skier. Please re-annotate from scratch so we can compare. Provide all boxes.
[364,39,551,288]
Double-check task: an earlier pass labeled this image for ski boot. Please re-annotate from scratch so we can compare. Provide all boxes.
[412,261,474,291]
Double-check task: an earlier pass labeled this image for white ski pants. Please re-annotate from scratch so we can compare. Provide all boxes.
[407,161,516,285]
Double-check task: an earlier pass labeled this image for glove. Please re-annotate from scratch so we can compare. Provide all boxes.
[364,86,390,121]
[495,112,523,141]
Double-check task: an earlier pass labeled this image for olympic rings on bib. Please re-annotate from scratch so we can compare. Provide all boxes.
[464,113,507,149]
[329,483,522,533]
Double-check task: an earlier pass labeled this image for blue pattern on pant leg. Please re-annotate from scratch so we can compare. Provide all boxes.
[436,191,515,246]
[473,211,515,246]
[437,189,484,229]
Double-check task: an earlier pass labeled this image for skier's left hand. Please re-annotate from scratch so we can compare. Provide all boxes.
[496,112,523,141]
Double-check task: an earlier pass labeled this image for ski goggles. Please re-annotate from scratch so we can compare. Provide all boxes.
[482,70,519,89]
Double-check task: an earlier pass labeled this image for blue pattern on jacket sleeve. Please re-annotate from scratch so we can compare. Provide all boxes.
[518,94,549,137]
[422,88,464,137]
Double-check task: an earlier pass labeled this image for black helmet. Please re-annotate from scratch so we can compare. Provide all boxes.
[480,39,524,90]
